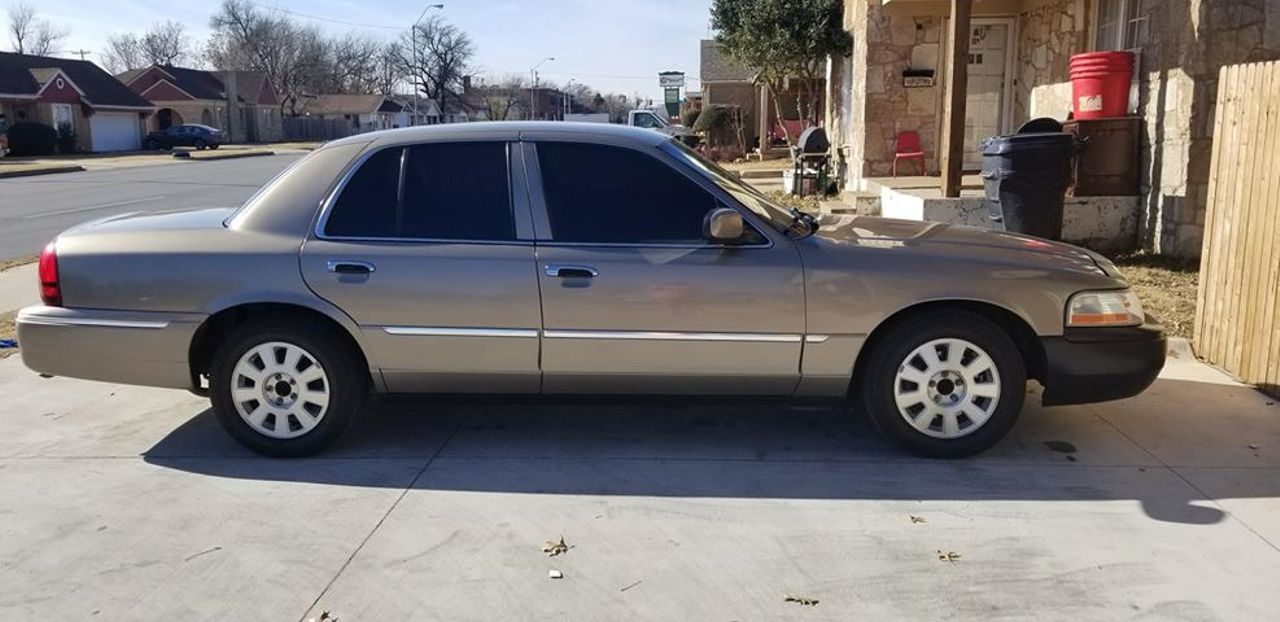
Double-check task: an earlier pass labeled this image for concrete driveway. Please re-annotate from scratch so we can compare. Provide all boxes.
[0,350,1277,621]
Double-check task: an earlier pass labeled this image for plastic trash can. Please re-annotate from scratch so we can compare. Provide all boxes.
[980,132,1075,240]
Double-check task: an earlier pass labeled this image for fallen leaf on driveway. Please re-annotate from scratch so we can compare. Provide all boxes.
[937,550,961,563]
[542,536,573,557]
[909,515,926,524]
[784,594,819,606]
[308,611,338,622]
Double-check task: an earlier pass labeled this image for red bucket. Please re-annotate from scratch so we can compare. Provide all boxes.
[1069,51,1134,119]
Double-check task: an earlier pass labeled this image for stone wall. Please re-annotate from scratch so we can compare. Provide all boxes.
[1014,0,1086,122]
[861,5,944,178]
[1136,0,1279,258]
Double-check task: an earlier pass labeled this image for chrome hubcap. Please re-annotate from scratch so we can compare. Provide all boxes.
[893,338,1001,439]
[231,341,329,439]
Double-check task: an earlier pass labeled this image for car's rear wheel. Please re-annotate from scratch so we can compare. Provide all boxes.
[209,319,366,457]
[194,138,207,150]
[209,144,220,150]
[858,311,1026,458]
[145,138,160,150]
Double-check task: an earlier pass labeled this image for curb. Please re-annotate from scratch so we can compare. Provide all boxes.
[0,165,86,179]
[738,169,785,180]
[1167,336,1195,360]
[173,150,277,161]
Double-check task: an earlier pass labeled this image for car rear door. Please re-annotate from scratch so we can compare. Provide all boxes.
[523,137,805,395]
[300,139,542,393]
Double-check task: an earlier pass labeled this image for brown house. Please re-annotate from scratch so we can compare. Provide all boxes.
[116,64,282,143]
[0,51,154,152]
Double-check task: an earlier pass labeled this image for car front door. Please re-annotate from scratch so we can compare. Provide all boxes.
[301,140,542,393]
[524,138,805,395]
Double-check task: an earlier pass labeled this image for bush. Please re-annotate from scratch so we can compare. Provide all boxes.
[679,107,700,128]
[6,122,58,156]
[56,122,77,154]
[692,105,728,133]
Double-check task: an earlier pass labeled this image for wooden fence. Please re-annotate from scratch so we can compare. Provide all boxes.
[281,117,353,141]
[1194,60,1280,392]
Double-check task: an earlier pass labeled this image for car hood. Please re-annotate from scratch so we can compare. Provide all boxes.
[811,215,1112,278]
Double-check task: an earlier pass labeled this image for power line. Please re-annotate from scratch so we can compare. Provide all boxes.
[254,3,406,30]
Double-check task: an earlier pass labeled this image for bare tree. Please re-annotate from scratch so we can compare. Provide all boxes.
[102,21,191,73]
[141,21,190,65]
[207,0,329,115]
[375,42,403,96]
[395,16,474,118]
[321,33,384,94]
[471,74,524,121]
[7,1,67,56]
[102,33,144,73]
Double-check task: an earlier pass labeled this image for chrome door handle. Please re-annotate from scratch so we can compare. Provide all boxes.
[327,260,376,275]
[544,264,598,278]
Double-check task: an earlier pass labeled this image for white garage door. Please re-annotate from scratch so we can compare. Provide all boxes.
[89,112,141,152]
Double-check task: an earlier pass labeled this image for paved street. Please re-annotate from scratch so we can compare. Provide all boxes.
[0,348,1277,621]
[0,154,304,261]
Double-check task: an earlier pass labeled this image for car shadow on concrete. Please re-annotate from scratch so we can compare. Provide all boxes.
[141,377,1280,527]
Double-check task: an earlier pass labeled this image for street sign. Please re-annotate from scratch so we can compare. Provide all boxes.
[659,72,685,88]
[663,88,680,104]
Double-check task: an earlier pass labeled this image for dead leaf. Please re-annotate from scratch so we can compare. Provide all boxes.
[784,594,819,606]
[308,611,338,622]
[909,515,926,524]
[542,536,572,557]
[936,550,961,563]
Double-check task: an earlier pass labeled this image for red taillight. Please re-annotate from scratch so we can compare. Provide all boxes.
[38,241,61,307]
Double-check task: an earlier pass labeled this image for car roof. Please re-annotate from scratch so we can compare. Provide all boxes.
[325,121,671,149]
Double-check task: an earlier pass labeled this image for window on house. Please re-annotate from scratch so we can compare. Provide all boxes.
[52,103,73,130]
[1095,0,1148,51]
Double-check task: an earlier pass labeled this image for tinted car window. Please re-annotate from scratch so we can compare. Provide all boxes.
[537,142,716,244]
[401,142,513,240]
[323,147,401,237]
[324,143,514,240]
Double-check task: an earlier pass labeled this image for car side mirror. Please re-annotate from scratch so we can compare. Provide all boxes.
[703,207,745,242]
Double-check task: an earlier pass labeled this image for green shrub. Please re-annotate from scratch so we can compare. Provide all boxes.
[679,107,700,127]
[6,121,58,156]
[56,122,77,154]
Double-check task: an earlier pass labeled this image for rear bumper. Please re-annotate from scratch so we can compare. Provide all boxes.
[1040,316,1166,406]
[16,305,205,390]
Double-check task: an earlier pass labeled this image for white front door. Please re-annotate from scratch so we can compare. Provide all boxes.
[963,21,1013,169]
[89,112,141,152]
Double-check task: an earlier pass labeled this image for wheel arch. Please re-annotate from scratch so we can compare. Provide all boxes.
[849,299,1047,397]
[189,297,379,394]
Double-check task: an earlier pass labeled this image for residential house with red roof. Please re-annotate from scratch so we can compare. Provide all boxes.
[116,64,282,143]
[0,51,155,152]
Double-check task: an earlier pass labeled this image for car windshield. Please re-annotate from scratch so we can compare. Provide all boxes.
[662,139,810,235]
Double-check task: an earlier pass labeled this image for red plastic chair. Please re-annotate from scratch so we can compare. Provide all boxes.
[893,131,925,176]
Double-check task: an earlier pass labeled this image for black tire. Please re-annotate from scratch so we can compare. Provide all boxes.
[858,311,1026,458]
[209,318,367,457]
[145,138,160,150]
[209,143,220,150]
[194,138,207,150]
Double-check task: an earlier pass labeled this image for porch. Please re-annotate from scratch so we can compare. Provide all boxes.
[861,174,1140,254]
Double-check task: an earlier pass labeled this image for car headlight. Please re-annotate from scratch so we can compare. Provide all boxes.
[1066,289,1144,327]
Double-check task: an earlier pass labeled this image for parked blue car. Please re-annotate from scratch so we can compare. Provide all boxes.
[145,124,225,150]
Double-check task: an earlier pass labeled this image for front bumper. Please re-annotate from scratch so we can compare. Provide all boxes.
[16,305,205,390]
[1039,316,1166,406]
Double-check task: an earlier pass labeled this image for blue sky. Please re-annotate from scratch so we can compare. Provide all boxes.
[39,0,712,101]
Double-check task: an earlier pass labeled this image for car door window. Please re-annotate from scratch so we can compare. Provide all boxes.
[401,142,514,240]
[323,142,514,241]
[322,147,401,238]
[537,142,750,244]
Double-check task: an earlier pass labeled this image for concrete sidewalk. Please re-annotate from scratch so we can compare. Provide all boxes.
[0,349,1277,620]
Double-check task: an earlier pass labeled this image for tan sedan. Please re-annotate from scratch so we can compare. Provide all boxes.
[17,123,1165,457]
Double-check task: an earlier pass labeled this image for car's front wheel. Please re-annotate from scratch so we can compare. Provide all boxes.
[209,319,366,457]
[145,138,160,150]
[858,311,1026,458]
[194,138,207,150]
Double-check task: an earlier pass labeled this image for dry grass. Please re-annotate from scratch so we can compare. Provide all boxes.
[0,310,17,359]
[766,190,821,214]
[0,254,37,273]
[721,158,792,172]
[1112,253,1200,339]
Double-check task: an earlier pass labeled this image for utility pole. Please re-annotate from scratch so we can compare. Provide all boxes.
[410,4,445,126]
